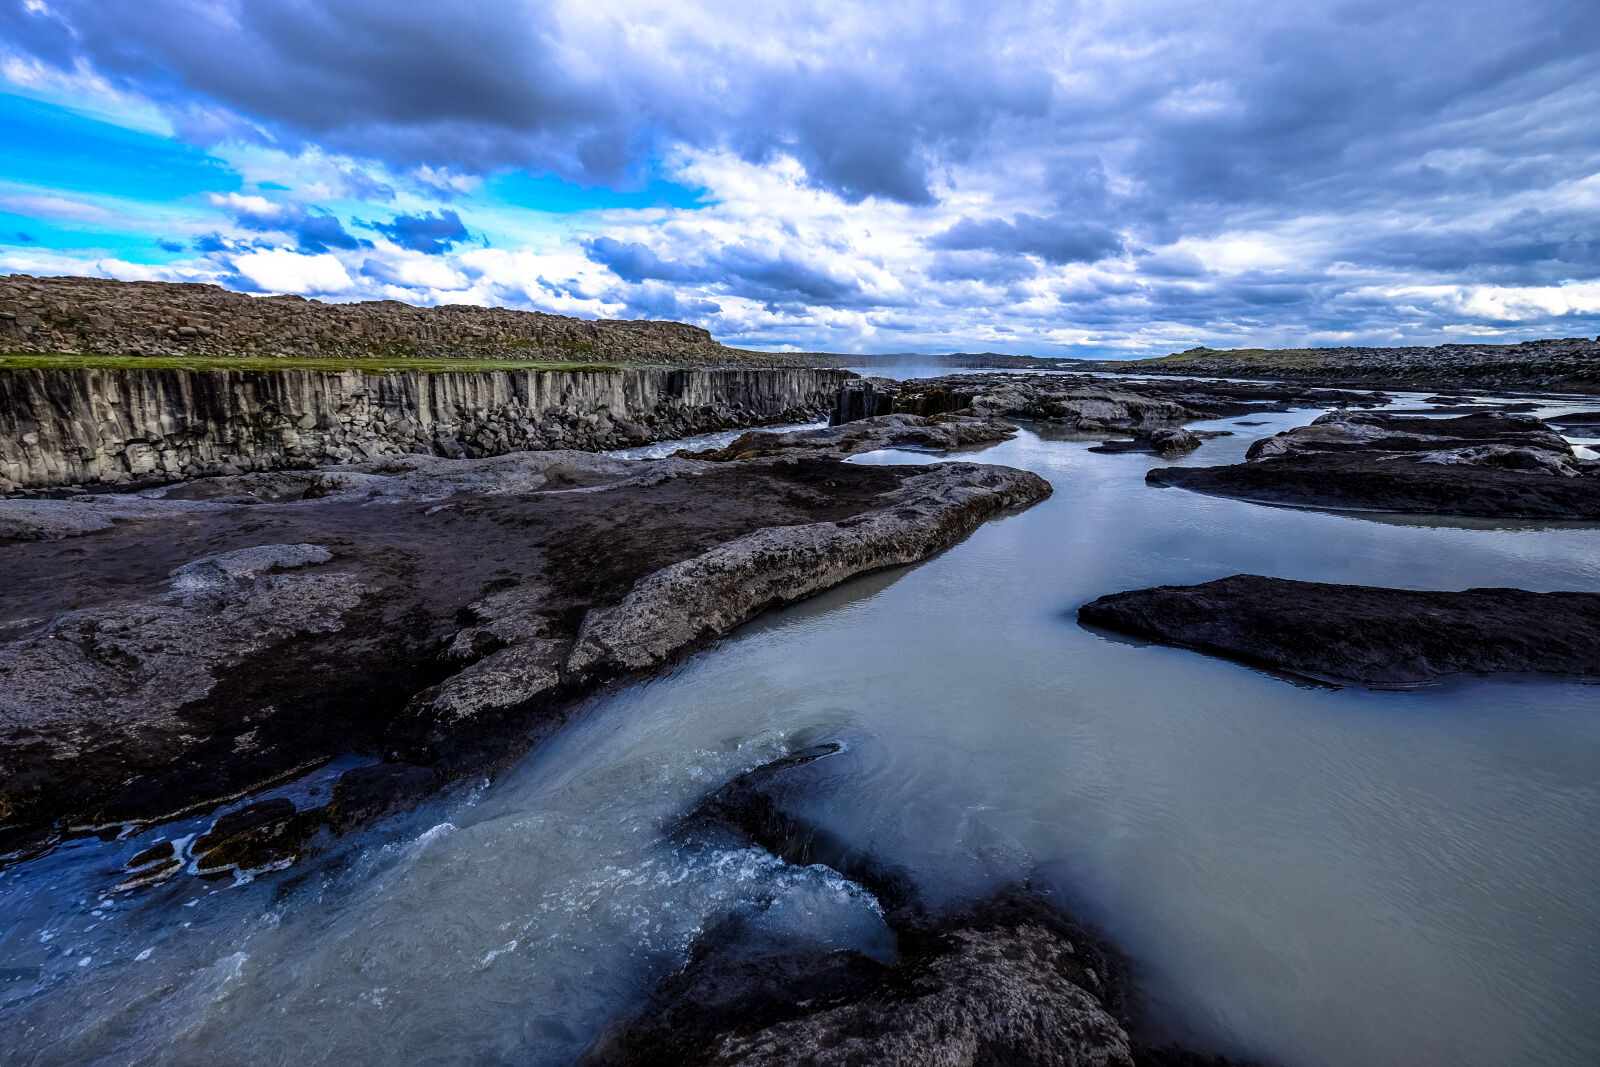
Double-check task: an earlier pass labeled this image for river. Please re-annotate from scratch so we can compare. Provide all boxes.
[2,388,1597,1066]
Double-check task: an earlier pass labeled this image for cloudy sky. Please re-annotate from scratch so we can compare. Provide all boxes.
[2,0,1598,356]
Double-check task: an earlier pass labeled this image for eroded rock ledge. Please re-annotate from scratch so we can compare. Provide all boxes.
[1079,575,1600,687]
[582,742,1264,1067]
[0,442,1049,876]
[829,372,1383,454]
[1150,411,1600,518]
[689,412,1020,460]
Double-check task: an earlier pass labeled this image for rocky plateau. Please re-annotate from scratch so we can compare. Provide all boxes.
[1120,338,1600,393]
[0,274,758,365]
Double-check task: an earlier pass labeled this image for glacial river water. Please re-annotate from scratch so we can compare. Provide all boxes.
[2,388,1598,1066]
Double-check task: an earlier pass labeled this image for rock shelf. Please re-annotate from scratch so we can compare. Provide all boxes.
[0,443,1049,868]
[1079,575,1600,686]
[1150,410,1600,518]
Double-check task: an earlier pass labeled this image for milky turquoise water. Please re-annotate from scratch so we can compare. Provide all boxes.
[2,391,1597,1066]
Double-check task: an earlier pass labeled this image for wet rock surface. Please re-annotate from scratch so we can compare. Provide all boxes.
[829,373,1383,461]
[583,744,1264,1067]
[1151,411,1600,518]
[673,742,918,909]
[687,412,1018,461]
[1079,575,1600,686]
[0,444,1048,866]
[862,373,1383,424]
[1147,428,1202,455]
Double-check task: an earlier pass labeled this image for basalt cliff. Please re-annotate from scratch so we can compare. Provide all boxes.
[0,364,850,492]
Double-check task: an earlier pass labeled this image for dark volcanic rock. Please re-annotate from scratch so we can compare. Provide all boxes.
[688,412,1017,460]
[1079,575,1600,686]
[0,362,851,493]
[583,890,1139,1067]
[1550,410,1600,429]
[850,373,1383,426]
[1148,428,1201,455]
[831,378,898,424]
[587,745,1267,1067]
[1152,411,1600,518]
[191,798,323,878]
[1090,430,1230,456]
[674,741,918,909]
[325,762,439,833]
[0,446,1048,860]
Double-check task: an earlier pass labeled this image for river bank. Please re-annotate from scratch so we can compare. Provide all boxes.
[0,422,1047,865]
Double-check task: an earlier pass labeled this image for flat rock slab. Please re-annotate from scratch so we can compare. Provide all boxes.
[849,373,1383,429]
[0,447,1049,856]
[1151,411,1600,518]
[1079,575,1600,686]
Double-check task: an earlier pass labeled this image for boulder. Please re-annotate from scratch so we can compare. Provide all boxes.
[1148,428,1201,455]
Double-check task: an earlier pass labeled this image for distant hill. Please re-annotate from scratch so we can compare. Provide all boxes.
[1120,339,1600,393]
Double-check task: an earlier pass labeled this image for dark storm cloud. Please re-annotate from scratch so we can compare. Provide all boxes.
[294,211,366,253]
[0,0,1047,204]
[1135,249,1207,279]
[371,209,469,254]
[924,251,1039,284]
[5,0,1600,345]
[192,232,231,253]
[6,0,1596,222]
[213,197,369,253]
[618,282,723,323]
[1353,207,1600,286]
[927,215,1124,265]
[585,237,862,305]
[584,237,701,285]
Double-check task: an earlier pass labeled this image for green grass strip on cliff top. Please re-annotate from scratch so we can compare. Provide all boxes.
[0,352,626,374]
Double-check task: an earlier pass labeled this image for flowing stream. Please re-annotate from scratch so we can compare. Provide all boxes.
[2,388,1598,1066]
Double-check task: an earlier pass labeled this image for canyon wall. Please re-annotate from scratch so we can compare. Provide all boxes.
[0,365,853,491]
